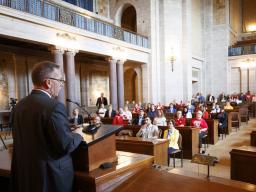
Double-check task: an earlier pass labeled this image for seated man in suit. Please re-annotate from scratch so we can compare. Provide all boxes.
[132,108,145,125]
[69,108,83,127]
[105,104,116,118]
[217,108,227,136]
[136,117,159,139]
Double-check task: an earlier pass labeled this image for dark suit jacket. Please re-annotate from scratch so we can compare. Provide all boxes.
[104,109,116,118]
[96,97,108,108]
[11,90,83,192]
[132,116,145,125]
[69,115,84,125]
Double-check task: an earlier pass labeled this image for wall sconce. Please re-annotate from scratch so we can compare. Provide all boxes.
[248,24,256,32]
[170,48,176,72]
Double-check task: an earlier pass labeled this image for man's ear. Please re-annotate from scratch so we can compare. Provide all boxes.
[44,79,51,89]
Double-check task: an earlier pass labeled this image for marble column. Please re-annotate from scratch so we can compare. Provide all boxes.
[134,67,142,102]
[182,0,192,102]
[109,58,118,110]
[51,47,65,104]
[240,68,248,93]
[117,60,125,108]
[65,50,77,116]
[249,68,256,93]
[141,64,149,103]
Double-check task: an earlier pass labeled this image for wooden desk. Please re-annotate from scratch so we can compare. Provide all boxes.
[169,169,256,192]
[159,126,200,159]
[75,151,153,192]
[73,125,122,172]
[113,168,253,192]
[251,131,256,146]
[205,119,218,144]
[0,150,153,192]
[230,146,256,184]
[121,125,200,159]
[175,126,200,159]
[116,136,168,166]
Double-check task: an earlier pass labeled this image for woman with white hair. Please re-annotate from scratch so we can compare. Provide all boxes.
[191,110,208,151]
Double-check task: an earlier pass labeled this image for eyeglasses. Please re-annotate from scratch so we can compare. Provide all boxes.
[47,77,65,85]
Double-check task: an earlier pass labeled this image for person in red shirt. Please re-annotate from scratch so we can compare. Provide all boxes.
[112,108,127,125]
[175,111,186,126]
[202,106,209,119]
[191,111,208,151]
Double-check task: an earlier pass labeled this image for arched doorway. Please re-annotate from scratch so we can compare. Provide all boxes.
[124,68,138,103]
[121,6,137,32]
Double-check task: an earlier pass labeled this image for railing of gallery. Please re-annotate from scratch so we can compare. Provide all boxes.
[0,0,149,48]
[229,45,256,56]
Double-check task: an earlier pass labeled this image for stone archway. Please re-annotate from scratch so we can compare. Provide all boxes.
[121,5,137,32]
[124,68,138,103]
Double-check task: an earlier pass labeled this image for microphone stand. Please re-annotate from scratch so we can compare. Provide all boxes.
[68,100,99,134]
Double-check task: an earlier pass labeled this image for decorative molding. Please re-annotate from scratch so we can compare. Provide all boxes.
[56,33,77,41]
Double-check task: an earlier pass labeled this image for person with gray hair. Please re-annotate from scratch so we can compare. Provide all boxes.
[11,61,83,192]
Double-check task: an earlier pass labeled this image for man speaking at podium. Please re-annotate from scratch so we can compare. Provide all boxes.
[11,61,83,192]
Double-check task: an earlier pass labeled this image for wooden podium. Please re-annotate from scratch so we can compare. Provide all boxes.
[72,124,122,172]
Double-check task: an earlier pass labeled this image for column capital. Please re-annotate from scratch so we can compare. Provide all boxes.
[48,46,65,54]
[65,49,79,55]
[116,59,125,65]
[240,67,248,71]
[107,57,117,64]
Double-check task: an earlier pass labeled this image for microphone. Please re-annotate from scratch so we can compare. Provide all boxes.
[66,99,80,106]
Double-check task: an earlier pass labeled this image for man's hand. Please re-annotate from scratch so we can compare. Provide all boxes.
[72,126,85,139]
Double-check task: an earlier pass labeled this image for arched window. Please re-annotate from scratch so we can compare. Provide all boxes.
[121,6,137,32]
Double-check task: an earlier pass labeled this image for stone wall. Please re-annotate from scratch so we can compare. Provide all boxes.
[203,0,230,96]
[0,60,9,109]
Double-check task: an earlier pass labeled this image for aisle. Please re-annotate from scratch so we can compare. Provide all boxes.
[170,119,256,179]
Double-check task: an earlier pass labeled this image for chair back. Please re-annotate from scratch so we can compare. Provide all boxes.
[239,108,248,116]
[231,112,239,121]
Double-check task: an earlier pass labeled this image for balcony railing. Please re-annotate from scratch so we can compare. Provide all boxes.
[0,0,149,48]
[229,44,256,56]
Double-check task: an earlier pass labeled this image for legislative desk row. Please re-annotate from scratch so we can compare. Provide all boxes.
[100,113,238,143]
[229,131,256,185]
[1,149,255,192]
[118,125,200,159]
